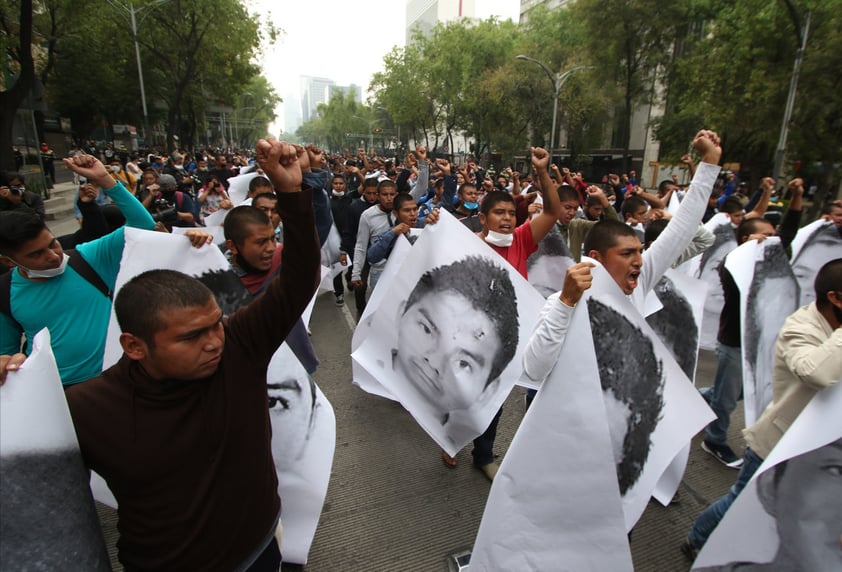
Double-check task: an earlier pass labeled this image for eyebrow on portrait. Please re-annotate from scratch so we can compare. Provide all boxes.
[267,379,302,392]
[460,349,485,368]
[418,308,438,331]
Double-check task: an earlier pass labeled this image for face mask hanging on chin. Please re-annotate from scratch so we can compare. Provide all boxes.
[484,229,514,247]
[15,252,70,279]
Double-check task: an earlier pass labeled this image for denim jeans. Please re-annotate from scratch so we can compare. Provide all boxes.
[688,447,764,548]
[472,407,502,466]
[705,343,743,445]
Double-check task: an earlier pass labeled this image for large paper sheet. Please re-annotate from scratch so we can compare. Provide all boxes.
[693,381,842,571]
[98,229,335,564]
[586,263,715,529]
[526,225,575,298]
[695,214,737,350]
[351,210,546,456]
[351,234,413,400]
[471,302,633,571]
[173,223,226,245]
[227,172,262,205]
[789,219,842,307]
[0,329,110,570]
[645,268,708,383]
[725,238,799,426]
[268,344,336,565]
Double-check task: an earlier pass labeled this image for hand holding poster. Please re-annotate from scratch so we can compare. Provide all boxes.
[0,329,110,570]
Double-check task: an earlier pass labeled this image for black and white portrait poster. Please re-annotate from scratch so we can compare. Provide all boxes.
[585,262,715,529]
[98,228,335,563]
[789,219,842,307]
[0,329,111,570]
[693,213,738,350]
[471,298,633,571]
[351,210,546,456]
[267,343,335,564]
[351,233,413,401]
[526,225,575,298]
[692,381,842,571]
[725,238,799,426]
[645,268,708,383]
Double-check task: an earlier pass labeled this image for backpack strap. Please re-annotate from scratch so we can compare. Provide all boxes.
[67,250,112,300]
[0,269,18,330]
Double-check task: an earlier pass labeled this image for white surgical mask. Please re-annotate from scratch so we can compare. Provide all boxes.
[332,190,345,198]
[15,252,69,279]
[484,229,514,247]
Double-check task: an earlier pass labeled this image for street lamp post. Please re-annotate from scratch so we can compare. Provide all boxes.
[516,55,592,159]
[107,0,171,145]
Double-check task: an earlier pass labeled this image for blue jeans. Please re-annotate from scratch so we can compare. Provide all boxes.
[705,343,742,445]
[688,447,763,548]
[472,407,502,466]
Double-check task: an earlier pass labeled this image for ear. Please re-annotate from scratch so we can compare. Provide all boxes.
[478,212,487,226]
[225,239,238,256]
[755,466,779,518]
[120,333,150,361]
[588,250,603,263]
[0,255,16,269]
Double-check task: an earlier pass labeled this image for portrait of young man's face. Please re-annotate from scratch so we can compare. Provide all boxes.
[395,291,500,414]
[267,345,318,465]
[253,197,280,229]
[729,438,842,572]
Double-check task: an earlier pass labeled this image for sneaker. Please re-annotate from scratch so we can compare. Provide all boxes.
[335,294,344,306]
[701,440,743,469]
[681,540,699,562]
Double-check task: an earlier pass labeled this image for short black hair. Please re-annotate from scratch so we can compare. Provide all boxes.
[224,205,271,245]
[457,182,476,197]
[393,193,416,212]
[556,185,579,204]
[720,197,744,214]
[621,196,647,219]
[362,177,379,190]
[0,171,24,186]
[0,210,48,255]
[587,298,664,495]
[248,176,273,193]
[403,256,519,387]
[643,218,669,248]
[114,269,215,346]
[736,217,774,244]
[377,179,397,193]
[657,180,676,195]
[814,258,842,308]
[583,219,638,258]
[480,190,515,215]
[252,192,278,206]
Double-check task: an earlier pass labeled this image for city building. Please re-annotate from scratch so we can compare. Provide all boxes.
[300,76,336,122]
[405,0,478,44]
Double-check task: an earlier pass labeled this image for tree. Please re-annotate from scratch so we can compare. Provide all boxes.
[0,0,36,170]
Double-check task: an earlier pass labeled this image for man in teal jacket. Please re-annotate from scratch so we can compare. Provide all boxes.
[0,154,158,385]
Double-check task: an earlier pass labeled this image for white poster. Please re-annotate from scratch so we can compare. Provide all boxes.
[695,214,738,351]
[586,263,715,530]
[471,300,633,571]
[351,210,546,456]
[692,381,842,571]
[789,219,842,307]
[0,329,111,570]
[526,225,575,298]
[99,228,335,564]
[227,172,262,206]
[173,224,226,245]
[725,238,799,426]
[267,344,335,565]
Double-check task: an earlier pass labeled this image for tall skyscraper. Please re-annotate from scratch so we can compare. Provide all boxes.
[405,0,478,44]
[300,76,336,122]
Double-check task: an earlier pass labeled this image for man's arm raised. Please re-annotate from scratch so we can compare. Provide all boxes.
[529,147,562,244]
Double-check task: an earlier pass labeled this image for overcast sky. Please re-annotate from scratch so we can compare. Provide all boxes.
[249,0,521,134]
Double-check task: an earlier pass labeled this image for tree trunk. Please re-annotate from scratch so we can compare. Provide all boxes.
[0,0,35,171]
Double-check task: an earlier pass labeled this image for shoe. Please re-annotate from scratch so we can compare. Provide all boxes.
[681,540,699,562]
[442,451,458,468]
[476,462,499,482]
[335,294,344,306]
[701,440,743,469]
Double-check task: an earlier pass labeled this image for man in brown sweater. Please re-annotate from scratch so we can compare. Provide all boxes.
[64,140,321,571]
